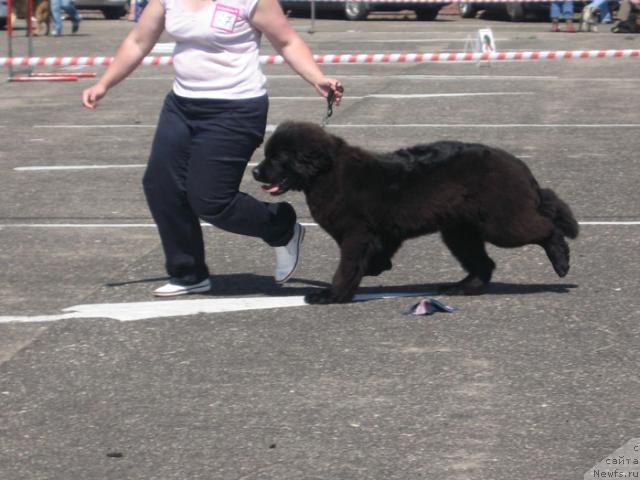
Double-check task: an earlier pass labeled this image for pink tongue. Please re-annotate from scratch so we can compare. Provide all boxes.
[261,184,280,193]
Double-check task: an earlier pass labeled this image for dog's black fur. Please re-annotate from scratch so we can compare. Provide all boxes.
[253,121,579,304]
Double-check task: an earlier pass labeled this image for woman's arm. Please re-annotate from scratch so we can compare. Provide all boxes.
[82,0,166,109]
[250,0,342,104]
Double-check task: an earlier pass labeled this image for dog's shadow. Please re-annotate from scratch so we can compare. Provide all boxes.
[107,274,577,297]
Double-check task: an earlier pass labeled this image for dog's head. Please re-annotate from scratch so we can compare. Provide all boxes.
[253,121,337,195]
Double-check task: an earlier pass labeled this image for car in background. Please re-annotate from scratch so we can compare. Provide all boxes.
[0,0,8,29]
[75,0,129,19]
[279,0,450,21]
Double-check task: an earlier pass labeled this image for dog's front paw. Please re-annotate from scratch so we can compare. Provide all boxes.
[305,289,356,304]
[304,289,337,304]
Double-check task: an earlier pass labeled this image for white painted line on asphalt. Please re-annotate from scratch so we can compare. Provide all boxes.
[344,38,511,43]
[0,292,425,323]
[130,74,562,80]
[32,123,640,132]
[152,39,511,54]
[14,164,147,171]
[1,221,639,228]
[33,124,156,128]
[0,222,318,228]
[269,92,533,100]
[153,40,511,53]
[327,124,640,128]
[267,97,339,100]
[368,92,534,99]
[579,222,640,225]
[125,76,640,83]
[18,157,620,172]
[0,224,160,228]
[15,163,259,172]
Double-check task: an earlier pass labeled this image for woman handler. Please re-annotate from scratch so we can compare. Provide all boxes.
[82,0,342,296]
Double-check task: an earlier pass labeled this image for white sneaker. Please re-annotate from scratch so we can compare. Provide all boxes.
[153,278,211,297]
[274,223,305,284]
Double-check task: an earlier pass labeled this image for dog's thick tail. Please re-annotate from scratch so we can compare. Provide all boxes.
[539,188,579,239]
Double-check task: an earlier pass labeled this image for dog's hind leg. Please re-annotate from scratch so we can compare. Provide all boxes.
[439,225,495,295]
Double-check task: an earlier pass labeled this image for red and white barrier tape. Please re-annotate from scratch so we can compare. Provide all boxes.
[2,50,639,67]
[267,50,640,63]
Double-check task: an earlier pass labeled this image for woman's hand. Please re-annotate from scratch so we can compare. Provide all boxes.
[80,0,166,110]
[251,0,343,106]
[313,78,344,106]
[82,83,108,109]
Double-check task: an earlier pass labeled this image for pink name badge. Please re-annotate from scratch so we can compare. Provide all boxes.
[211,3,240,32]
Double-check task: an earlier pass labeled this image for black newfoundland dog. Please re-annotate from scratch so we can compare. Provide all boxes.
[253,121,579,304]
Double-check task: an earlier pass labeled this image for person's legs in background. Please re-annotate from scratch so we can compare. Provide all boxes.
[585,0,613,23]
[563,0,576,31]
[50,0,81,34]
[50,0,63,35]
[552,0,575,31]
[61,0,81,33]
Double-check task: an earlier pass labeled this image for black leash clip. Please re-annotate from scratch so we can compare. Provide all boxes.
[321,84,344,128]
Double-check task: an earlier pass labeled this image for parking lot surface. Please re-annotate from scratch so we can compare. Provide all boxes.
[1,11,639,480]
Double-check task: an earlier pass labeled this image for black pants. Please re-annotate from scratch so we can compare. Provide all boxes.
[143,92,296,285]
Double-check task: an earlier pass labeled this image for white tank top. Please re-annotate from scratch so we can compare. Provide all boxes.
[162,0,267,99]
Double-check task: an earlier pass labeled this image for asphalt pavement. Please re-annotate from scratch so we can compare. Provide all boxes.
[0,9,639,480]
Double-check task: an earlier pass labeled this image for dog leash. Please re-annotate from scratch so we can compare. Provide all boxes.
[321,84,344,128]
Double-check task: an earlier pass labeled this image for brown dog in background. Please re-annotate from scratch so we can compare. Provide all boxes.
[10,0,50,35]
[33,0,50,35]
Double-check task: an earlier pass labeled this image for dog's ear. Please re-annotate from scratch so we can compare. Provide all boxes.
[292,142,333,177]
[299,129,343,175]
[274,122,335,174]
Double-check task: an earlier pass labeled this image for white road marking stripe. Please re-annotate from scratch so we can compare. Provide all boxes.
[327,124,640,128]
[14,163,259,171]
[131,74,561,80]
[0,292,426,323]
[268,97,348,100]
[33,124,156,128]
[579,221,640,225]
[152,40,511,53]
[332,38,511,43]
[14,164,147,171]
[368,92,533,98]
[17,156,626,172]
[33,123,640,130]
[272,92,534,100]
[127,75,639,82]
[0,221,638,228]
[0,224,161,228]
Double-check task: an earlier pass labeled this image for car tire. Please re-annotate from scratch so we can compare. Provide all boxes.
[344,0,368,20]
[458,2,478,18]
[415,7,441,20]
[505,2,525,21]
[101,6,127,19]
